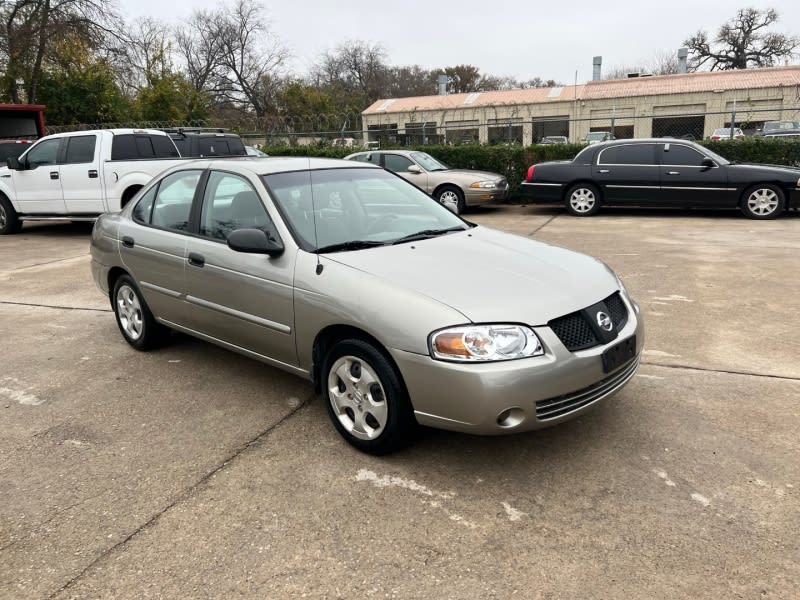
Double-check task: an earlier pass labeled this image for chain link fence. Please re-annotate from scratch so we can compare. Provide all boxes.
[42,105,800,148]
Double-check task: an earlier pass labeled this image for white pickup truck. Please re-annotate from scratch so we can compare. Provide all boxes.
[0,129,189,234]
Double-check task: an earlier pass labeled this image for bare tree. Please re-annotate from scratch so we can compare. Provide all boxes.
[213,0,289,117]
[111,17,173,94]
[174,9,225,97]
[313,40,389,107]
[685,7,799,70]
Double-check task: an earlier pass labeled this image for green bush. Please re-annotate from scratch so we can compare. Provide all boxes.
[260,140,800,201]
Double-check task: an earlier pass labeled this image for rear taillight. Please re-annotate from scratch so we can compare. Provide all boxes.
[526,165,536,182]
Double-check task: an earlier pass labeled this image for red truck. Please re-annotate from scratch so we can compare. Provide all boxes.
[0,103,46,161]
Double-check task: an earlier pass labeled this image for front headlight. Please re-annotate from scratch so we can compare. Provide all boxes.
[469,181,498,189]
[430,324,544,362]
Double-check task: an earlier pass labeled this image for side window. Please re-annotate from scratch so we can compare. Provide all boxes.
[150,170,202,232]
[64,135,96,164]
[348,154,369,163]
[111,135,137,160]
[383,154,413,173]
[171,137,188,156]
[598,144,654,165]
[663,145,706,167]
[151,135,179,158]
[25,138,61,167]
[132,186,157,224]
[135,136,155,158]
[200,172,273,241]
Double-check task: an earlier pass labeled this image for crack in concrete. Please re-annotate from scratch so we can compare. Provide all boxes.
[46,393,313,599]
[528,214,559,236]
[640,361,799,382]
[2,254,88,272]
[0,300,111,313]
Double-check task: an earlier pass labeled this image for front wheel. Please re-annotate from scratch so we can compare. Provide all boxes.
[322,339,415,454]
[0,194,21,234]
[112,275,170,350]
[437,185,465,214]
[740,184,784,219]
[565,183,601,216]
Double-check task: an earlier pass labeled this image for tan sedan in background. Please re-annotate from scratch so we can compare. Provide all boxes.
[344,149,509,213]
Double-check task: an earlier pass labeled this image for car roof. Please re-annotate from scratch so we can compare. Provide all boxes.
[173,156,383,176]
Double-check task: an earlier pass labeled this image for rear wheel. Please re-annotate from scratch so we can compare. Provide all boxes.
[740,184,784,219]
[0,194,21,234]
[565,183,601,216]
[322,338,415,454]
[112,275,170,350]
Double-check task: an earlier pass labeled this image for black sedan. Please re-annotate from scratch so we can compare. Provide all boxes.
[520,139,800,219]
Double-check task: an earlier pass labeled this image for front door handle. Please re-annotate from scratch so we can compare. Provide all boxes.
[666,171,680,175]
[88,170,98,179]
[50,171,59,180]
[121,236,134,248]
[187,252,205,267]
[598,169,610,174]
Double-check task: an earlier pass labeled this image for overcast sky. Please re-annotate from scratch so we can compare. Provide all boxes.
[124,0,800,87]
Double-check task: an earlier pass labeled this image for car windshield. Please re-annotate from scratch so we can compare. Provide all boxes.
[586,132,608,141]
[263,167,467,252]
[764,121,799,131]
[410,152,449,171]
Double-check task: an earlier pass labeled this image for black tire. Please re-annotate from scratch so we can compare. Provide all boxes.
[740,184,785,220]
[0,194,22,235]
[564,183,601,216]
[321,338,416,454]
[437,185,465,214]
[111,275,170,350]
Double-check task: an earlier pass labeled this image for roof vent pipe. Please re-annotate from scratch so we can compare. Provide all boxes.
[677,48,688,73]
[437,74,448,96]
[592,56,602,81]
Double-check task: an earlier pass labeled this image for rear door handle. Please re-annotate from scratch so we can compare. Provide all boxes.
[121,236,134,248]
[50,171,59,180]
[88,170,98,178]
[187,252,205,267]
[667,171,680,175]
[598,169,610,174]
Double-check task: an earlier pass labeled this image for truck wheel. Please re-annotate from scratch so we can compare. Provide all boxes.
[0,194,22,235]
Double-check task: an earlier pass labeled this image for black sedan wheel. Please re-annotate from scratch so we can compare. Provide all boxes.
[565,184,601,217]
[112,275,170,350]
[740,185,784,220]
[322,339,415,454]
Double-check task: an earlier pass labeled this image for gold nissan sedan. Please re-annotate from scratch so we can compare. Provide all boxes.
[91,157,643,454]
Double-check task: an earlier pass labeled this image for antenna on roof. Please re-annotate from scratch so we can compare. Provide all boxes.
[308,157,323,275]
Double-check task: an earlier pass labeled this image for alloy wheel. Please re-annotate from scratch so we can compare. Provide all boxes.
[116,284,144,341]
[570,188,596,213]
[327,355,388,441]
[747,188,779,216]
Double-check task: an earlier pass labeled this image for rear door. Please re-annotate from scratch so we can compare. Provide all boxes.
[658,143,732,207]
[12,137,65,214]
[592,143,660,204]
[118,169,204,325]
[60,133,104,214]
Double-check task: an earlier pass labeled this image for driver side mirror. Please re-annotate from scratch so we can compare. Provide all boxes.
[407,164,422,174]
[6,157,22,170]
[227,228,284,257]
[700,157,715,171]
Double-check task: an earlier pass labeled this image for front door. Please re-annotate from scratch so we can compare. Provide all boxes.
[12,138,65,214]
[60,134,105,214]
[183,171,298,367]
[658,143,732,207]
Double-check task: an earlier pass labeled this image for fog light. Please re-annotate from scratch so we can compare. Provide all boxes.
[496,407,525,428]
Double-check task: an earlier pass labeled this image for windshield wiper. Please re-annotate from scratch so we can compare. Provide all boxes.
[392,226,466,245]
[316,240,388,254]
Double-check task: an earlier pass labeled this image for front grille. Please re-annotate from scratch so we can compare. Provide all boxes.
[548,292,629,351]
[535,356,640,420]
[549,313,598,351]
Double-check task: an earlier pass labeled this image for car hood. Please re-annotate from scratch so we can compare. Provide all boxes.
[730,162,800,175]
[324,226,617,325]
[437,169,505,182]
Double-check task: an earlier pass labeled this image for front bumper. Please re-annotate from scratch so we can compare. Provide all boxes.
[389,300,644,435]
[464,183,510,205]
